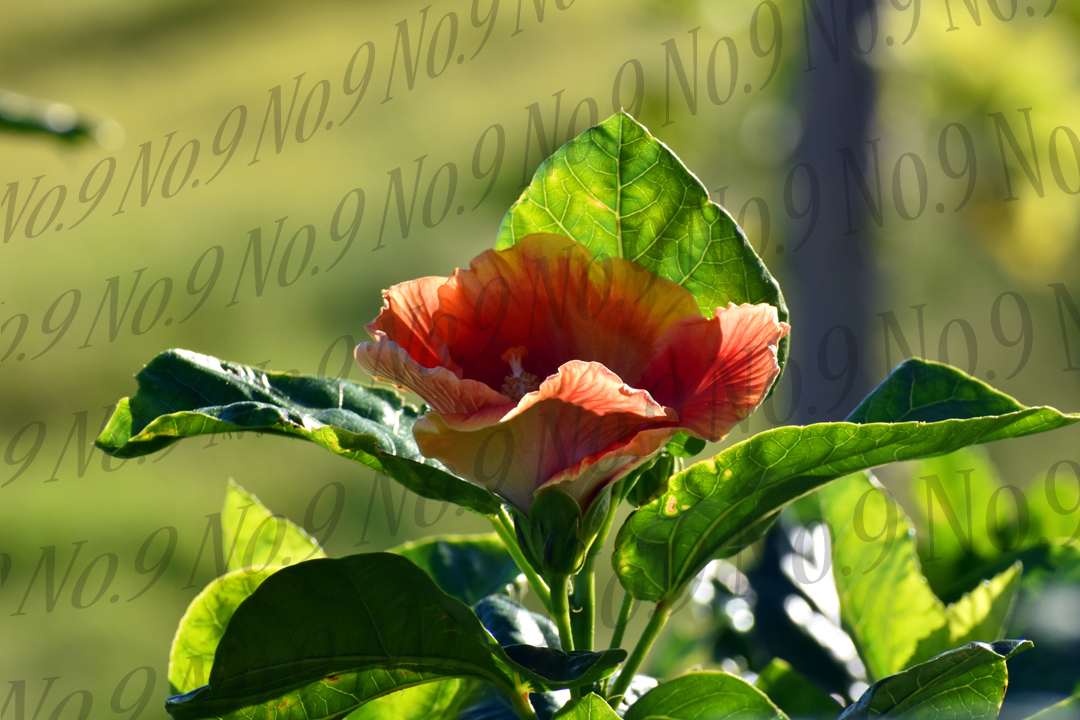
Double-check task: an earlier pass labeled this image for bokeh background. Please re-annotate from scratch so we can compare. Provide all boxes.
[2,0,1079,717]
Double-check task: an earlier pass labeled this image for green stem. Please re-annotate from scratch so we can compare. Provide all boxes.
[608,590,634,650]
[550,574,575,653]
[607,599,671,704]
[571,490,620,651]
[507,688,540,720]
[491,508,551,611]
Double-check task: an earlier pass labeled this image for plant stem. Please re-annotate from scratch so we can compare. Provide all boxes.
[491,507,551,611]
[608,590,634,650]
[507,689,540,720]
[571,485,623,650]
[607,599,671,704]
[550,574,575,653]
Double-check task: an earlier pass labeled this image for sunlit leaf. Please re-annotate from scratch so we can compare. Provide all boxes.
[613,359,1078,603]
[553,693,619,719]
[498,111,788,375]
[623,672,787,719]
[223,480,324,572]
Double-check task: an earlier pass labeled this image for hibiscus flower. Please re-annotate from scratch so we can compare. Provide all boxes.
[355,233,789,514]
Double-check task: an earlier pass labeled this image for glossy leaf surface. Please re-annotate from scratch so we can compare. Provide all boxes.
[623,672,786,720]
[96,350,501,515]
[614,360,1078,602]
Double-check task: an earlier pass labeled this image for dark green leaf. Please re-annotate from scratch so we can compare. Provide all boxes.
[755,658,842,720]
[624,453,674,508]
[165,554,622,720]
[838,640,1032,719]
[391,534,522,606]
[623,671,787,719]
[497,111,788,375]
[96,350,501,515]
[613,359,1078,602]
[223,480,324,572]
[553,693,619,719]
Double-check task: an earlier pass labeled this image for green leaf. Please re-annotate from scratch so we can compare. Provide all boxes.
[165,553,624,720]
[497,111,788,374]
[348,680,485,720]
[623,672,787,720]
[612,359,1078,603]
[910,563,1022,667]
[624,452,674,508]
[95,350,501,515]
[1025,693,1080,719]
[838,640,1032,719]
[391,534,522,606]
[553,693,619,719]
[754,658,842,720]
[223,480,324,572]
[167,568,278,695]
[821,472,1022,680]
[667,433,706,459]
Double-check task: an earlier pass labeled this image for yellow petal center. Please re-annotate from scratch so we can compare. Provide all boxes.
[500,346,539,402]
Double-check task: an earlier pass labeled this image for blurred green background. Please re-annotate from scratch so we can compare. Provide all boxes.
[2,0,1079,716]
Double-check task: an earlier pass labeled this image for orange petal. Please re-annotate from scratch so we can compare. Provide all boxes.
[432,234,701,389]
[366,276,459,374]
[640,303,790,442]
[413,360,677,513]
[355,339,511,415]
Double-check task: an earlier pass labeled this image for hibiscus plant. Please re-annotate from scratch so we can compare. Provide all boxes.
[96,113,1080,720]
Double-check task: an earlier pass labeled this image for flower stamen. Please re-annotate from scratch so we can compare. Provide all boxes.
[501,346,540,402]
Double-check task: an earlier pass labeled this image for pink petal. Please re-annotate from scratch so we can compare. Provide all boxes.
[413,360,678,512]
[365,276,459,374]
[640,303,790,442]
[355,339,511,415]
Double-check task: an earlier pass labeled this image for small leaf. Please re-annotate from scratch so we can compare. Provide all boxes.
[167,568,278,695]
[667,432,706,459]
[223,480,324,572]
[96,350,501,515]
[624,452,674,508]
[754,658,842,720]
[498,111,789,376]
[910,562,1022,666]
[613,359,1078,603]
[553,693,619,719]
[623,672,787,720]
[391,534,522,606]
[839,640,1032,719]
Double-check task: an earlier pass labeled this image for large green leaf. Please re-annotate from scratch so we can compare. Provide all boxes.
[553,694,619,719]
[820,472,1021,680]
[838,640,1032,719]
[754,658,842,720]
[95,350,501,515]
[223,480,324,572]
[391,534,522,606]
[168,568,278,695]
[497,111,788,373]
[623,672,787,720]
[165,553,625,720]
[613,359,1078,603]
